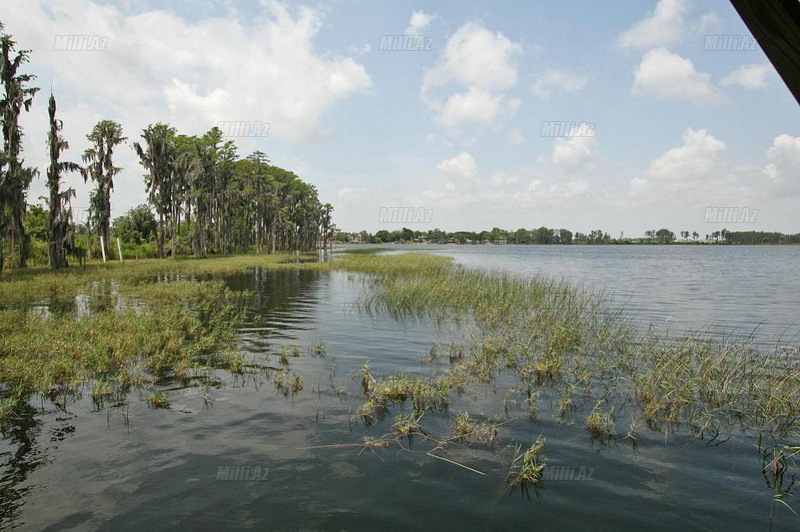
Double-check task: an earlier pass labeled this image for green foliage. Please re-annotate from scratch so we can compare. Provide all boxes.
[24,204,47,241]
[113,204,157,244]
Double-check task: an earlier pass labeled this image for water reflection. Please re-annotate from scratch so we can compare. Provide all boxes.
[0,404,47,529]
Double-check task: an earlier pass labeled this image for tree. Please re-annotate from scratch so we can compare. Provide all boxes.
[83,120,126,259]
[134,123,177,258]
[655,228,675,244]
[45,94,80,268]
[113,204,156,245]
[0,22,39,271]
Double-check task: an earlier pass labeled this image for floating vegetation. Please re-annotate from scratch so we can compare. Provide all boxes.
[453,412,499,446]
[272,369,303,398]
[310,340,327,358]
[392,411,425,440]
[585,405,617,443]
[147,391,171,409]
[504,437,547,497]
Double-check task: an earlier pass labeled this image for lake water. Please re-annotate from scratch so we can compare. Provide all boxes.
[2,245,799,530]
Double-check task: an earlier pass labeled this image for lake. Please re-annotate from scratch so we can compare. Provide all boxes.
[2,245,798,530]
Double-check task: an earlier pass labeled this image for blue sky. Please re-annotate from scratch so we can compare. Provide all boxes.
[4,0,799,236]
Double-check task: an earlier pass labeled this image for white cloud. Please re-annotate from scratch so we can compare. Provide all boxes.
[422,21,521,95]
[8,0,372,142]
[531,68,587,99]
[434,89,520,131]
[632,48,727,105]
[421,21,521,136]
[618,0,689,50]
[436,152,477,179]
[405,10,435,36]
[647,128,726,181]
[720,64,771,89]
[551,124,598,170]
[762,135,800,196]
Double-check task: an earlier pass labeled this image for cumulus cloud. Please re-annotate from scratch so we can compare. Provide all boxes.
[720,64,771,89]
[421,21,521,135]
[647,128,726,180]
[627,128,743,212]
[762,134,800,197]
[436,152,478,179]
[434,89,520,131]
[632,48,727,105]
[405,10,435,35]
[7,0,372,142]
[551,123,598,170]
[422,21,520,94]
[531,68,587,99]
[618,0,689,50]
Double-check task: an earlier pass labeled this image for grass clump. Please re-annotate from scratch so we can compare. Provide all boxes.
[585,405,616,442]
[505,437,547,497]
[147,391,171,409]
[392,411,425,439]
[272,369,303,398]
[454,412,499,446]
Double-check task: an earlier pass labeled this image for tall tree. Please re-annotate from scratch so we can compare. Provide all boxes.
[82,119,126,259]
[0,21,39,271]
[45,94,80,268]
[133,123,177,258]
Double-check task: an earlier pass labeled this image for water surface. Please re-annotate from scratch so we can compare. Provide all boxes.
[2,247,799,530]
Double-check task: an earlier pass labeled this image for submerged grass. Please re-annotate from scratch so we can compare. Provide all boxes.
[353,253,800,443]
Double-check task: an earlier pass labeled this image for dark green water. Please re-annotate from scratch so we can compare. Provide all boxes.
[1,247,799,530]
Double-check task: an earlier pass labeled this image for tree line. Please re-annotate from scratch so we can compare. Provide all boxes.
[0,21,333,272]
[340,227,800,245]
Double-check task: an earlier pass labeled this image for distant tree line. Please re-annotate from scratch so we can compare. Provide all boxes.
[0,21,332,272]
[339,227,800,245]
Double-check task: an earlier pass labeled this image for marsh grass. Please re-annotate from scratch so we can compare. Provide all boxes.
[504,437,547,498]
[147,391,171,409]
[353,254,800,445]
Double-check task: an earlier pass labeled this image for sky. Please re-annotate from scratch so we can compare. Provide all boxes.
[3,0,799,237]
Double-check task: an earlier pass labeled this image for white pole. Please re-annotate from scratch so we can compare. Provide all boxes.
[100,236,107,263]
[117,238,123,262]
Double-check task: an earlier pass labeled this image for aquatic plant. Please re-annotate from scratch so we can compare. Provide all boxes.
[147,391,170,409]
[504,437,547,497]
